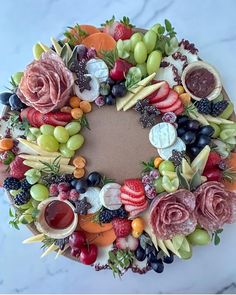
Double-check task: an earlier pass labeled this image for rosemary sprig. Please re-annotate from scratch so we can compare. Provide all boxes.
[101,175,115,186]
[108,249,134,278]
[79,115,90,130]
[100,49,118,69]
[8,113,30,136]
[41,237,56,250]
[39,156,61,175]
[141,158,155,173]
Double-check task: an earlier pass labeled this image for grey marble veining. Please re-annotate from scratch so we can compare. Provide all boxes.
[1,0,236,293]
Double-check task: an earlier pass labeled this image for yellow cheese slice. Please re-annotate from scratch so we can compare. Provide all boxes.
[163,240,181,258]
[116,72,156,111]
[123,81,165,111]
[50,37,62,55]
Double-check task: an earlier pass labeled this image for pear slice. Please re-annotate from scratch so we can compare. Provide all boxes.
[50,37,62,55]
[191,145,210,174]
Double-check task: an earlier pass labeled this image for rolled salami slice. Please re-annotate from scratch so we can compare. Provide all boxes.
[99,183,122,210]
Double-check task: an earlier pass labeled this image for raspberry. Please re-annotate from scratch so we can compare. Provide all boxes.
[57,182,70,192]
[9,157,30,180]
[69,189,79,201]
[58,191,70,201]
[49,183,59,196]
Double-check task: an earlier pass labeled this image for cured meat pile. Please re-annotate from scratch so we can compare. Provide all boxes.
[17,52,74,113]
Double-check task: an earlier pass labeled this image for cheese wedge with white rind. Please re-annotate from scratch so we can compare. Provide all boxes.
[123,81,165,111]
[99,183,122,210]
[80,187,102,214]
[50,37,62,55]
[86,58,109,83]
[157,137,186,160]
[116,72,156,111]
[149,122,177,149]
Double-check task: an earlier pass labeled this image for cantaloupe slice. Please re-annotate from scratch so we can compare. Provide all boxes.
[79,214,113,233]
[85,229,116,247]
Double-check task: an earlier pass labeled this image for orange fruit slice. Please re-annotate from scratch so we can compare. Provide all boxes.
[79,214,113,233]
[85,229,116,247]
[81,32,116,54]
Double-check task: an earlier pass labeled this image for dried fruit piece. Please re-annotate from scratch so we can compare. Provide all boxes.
[69,96,81,108]
[74,168,86,179]
[71,108,83,119]
[79,101,92,113]
[73,156,86,168]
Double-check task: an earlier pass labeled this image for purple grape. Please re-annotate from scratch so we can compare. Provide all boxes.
[162,112,177,124]
[149,169,159,179]
[87,47,97,59]
[77,45,88,60]
[141,174,152,185]
[95,96,105,107]
[144,184,157,200]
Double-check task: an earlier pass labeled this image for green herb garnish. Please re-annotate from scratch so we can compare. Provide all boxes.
[101,175,115,186]
[79,115,90,130]
[108,249,134,278]
[212,229,223,245]
[100,49,118,69]
[9,207,39,230]
[141,158,155,173]
[39,156,61,175]
[41,237,56,250]
[8,113,31,136]
[64,24,88,47]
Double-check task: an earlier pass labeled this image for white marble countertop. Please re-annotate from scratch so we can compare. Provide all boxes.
[1,0,236,293]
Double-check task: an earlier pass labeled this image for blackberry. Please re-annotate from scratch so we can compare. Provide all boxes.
[14,191,31,206]
[211,100,228,117]
[169,150,185,167]
[196,98,212,114]
[20,178,31,190]
[115,206,128,219]
[3,177,21,191]
[41,174,73,186]
[134,99,149,114]
[99,209,113,223]
[144,105,160,116]
[139,112,157,128]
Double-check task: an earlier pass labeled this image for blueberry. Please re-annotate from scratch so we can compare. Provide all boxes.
[106,77,115,86]
[147,252,158,264]
[189,146,201,157]
[105,95,116,105]
[196,135,211,148]
[111,83,127,98]
[151,259,164,273]
[87,171,102,186]
[176,115,189,126]
[145,245,157,256]
[177,127,186,137]
[186,120,200,131]
[198,125,214,137]
[135,246,146,262]
[75,178,87,194]
[70,179,78,187]
[0,92,12,105]
[181,131,196,145]
[9,93,24,111]
[163,253,174,264]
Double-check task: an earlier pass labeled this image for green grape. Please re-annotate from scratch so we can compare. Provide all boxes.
[59,143,75,158]
[116,39,124,51]
[136,63,147,77]
[134,41,147,64]
[31,199,40,208]
[54,126,69,143]
[219,102,234,119]
[33,43,44,60]
[150,23,161,34]
[127,67,142,81]
[220,129,236,141]
[187,229,211,246]
[29,127,41,136]
[178,247,192,260]
[209,122,221,138]
[170,37,178,48]
[10,189,21,197]
[118,48,130,59]
[30,184,49,201]
[147,50,162,75]
[25,168,41,185]
[143,30,157,53]
[26,132,36,142]
[12,72,24,85]
[66,134,84,151]
[37,134,59,152]
[19,208,34,224]
[225,137,236,145]
[40,124,55,135]
[153,177,165,193]
[130,32,143,51]
[123,40,131,52]
[159,160,175,175]
[65,121,81,136]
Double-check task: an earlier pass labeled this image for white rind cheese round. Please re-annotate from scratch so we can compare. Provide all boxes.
[149,122,177,149]
[99,183,122,210]
[73,74,99,102]
[157,137,186,160]
[86,58,109,83]
[80,187,102,214]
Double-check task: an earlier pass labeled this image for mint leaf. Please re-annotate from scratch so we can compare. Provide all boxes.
[165,19,172,32]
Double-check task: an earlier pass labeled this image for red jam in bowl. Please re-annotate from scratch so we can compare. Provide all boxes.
[45,200,74,230]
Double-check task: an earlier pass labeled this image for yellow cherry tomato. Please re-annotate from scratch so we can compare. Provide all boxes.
[154,157,163,168]
[132,230,142,238]
[179,93,191,106]
[131,217,145,233]
[173,85,185,95]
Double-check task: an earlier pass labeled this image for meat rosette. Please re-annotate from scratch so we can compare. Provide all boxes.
[194,181,236,231]
[149,190,197,240]
[17,51,74,114]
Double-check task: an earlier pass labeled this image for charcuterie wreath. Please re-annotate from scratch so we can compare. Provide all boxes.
[1,17,236,277]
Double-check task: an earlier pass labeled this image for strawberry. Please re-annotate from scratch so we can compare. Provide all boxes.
[48,112,72,122]
[27,108,38,127]
[148,81,170,104]
[174,105,184,115]
[113,17,134,41]
[159,99,182,113]
[203,169,221,182]
[155,90,179,109]
[112,218,131,238]
[120,192,145,204]
[120,186,144,198]
[101,16,119,37]
[115,235,139,251]
[109,59,132,81]
[20,107,32,121]
[43,113,68,127]
[126,200,149,218]
[204,151,222,170]
[10,156,30,180]
[35,112,44,127]
[124,179,144,194]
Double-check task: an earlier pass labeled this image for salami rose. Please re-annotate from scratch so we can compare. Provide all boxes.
[17,51,74,114]
[149,190,197,240]
[194,181,236,231]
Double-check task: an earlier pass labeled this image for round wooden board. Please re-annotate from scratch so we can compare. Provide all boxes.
[5,28,236,262]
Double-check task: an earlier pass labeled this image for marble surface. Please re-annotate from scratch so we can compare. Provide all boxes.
[1,0,236,293]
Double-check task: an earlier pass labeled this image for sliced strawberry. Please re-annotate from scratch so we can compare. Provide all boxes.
[43,114,68,126]
[120,193,145,205]
[121,198,146,207]
[27,108,38,127]
[159,99,182,113]
[155,90,179,109]
[124,179,144,193]
[34,112,44,127]
[49,112,72,122]
[174,105,184,115]
[20,107,32,121]
[120,186,144,198]
[129,200,149,218]
[148,81,170,104]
